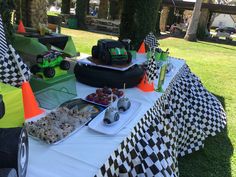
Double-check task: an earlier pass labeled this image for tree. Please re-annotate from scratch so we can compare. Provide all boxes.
[0,0,15,41]
[197,8,210,39]
[110,0,121,20]
[159,6,170,32]
[197,0,212,39]
[120,0,161,49]
[184,0,203,41]
[47,0,55,7]
[76,0,88,29]
[166,7,175,29]
[155,8,162,36]
[16,0,47,28]
[119,0,136,45]
[86,0,89,14]
[61,0,71,14]
[29,0,48,28]
[155,0,162,35]
[98,0,109,19]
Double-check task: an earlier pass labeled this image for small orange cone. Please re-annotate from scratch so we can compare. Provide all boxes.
[17,20,26,33]
[137,74,154,92]
[137,41,146,54]
[21,82,44,119]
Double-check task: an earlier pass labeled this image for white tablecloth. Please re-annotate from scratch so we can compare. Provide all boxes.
[26,57,185,177]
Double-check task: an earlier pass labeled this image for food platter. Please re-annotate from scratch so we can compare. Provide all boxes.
[84,87,124,107]
[60,98,105,119]
[25,99,104,144]
[88,99,141,135]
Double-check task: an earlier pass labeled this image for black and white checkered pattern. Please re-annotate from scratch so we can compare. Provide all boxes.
[96,64,226,177]
[0,15,30,87]
[0,45,30,87]
[144,32,158,50]
[146,53,158,83]
[0,15,8,57]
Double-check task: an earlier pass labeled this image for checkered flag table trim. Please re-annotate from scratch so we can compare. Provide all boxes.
[96,63,226,177]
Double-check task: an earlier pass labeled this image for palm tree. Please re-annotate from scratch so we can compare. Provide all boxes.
[184,0,203,41]
[29,0,48,28]
[16,0,47,28]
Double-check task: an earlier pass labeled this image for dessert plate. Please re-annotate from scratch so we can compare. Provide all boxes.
[88,100,141,135]
[84,88,123,107]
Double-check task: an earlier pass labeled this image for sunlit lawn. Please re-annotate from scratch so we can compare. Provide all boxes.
[47,11,60,16]
[62,28,236,177]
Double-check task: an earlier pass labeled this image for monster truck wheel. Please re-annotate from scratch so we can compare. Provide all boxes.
[17,128,28,177]
[60,60,70,70]
[92,46,99,59]
[0,127,29,177]
[0,168,17,177]
[30,65,41,75]
[43,67,55,78]
[102,51,111,65]
[127,52,132,64]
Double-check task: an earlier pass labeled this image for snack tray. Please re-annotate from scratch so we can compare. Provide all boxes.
[28,122,88,145]
[26,99,104,145]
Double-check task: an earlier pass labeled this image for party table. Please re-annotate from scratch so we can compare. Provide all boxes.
[26,57,226,177]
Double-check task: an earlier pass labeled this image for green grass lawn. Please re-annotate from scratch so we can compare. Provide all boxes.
[62,28,236,177]
[47,11,60,16]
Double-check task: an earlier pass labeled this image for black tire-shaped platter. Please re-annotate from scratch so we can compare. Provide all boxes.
[74,63,144,89]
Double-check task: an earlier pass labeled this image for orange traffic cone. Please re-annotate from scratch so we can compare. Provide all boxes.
[137,41,146,54]
[137,73,154,92]
[17,20,26,33]
[21,82,44,119]
[8,45,44,120]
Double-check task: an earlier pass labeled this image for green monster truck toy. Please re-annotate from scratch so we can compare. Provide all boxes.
[31,50,70,78]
